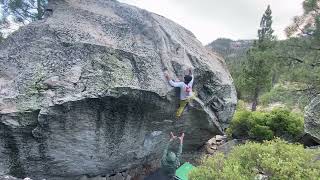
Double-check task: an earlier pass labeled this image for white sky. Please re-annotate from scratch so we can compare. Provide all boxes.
[118,0,304,45]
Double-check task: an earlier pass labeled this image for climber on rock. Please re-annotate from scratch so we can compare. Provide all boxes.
[161,132,184,179]
[165,68,195,118]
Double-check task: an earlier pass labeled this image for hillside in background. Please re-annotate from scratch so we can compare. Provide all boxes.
[207,37,319,112]
[206,38,253,60]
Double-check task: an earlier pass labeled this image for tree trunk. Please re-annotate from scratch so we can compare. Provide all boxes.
[272,72,276,87]
[271,70,277,87]
[37,0,43,20]
[251,87,259,111]
[44,0,62,18]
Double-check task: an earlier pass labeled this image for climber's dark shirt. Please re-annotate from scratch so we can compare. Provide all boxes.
[160,141,183,177]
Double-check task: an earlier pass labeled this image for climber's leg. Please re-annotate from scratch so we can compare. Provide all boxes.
[176,100,188,118]
[188,91,197,107]
[176,92,197,118]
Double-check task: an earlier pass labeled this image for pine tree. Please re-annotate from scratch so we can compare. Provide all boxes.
[280,0,320,97]
[239,5,275,111]
[0,0,47,26]
[285,0,320,37]
[258,5,274,48]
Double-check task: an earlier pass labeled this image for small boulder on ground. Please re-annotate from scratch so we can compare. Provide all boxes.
[304,95,320,145]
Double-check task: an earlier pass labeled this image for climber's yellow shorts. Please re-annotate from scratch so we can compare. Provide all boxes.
[176,93,196,118]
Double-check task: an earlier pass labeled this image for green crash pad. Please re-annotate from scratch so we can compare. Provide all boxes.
[175,162,195,180]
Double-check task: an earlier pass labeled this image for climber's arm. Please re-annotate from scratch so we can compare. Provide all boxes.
[188,68,194,86]
[165,72,184,87]
[162,141,171,158]
[188,68,193,76]
[162,132,176,161]
[176,133,184,158]
[169,80,184,87]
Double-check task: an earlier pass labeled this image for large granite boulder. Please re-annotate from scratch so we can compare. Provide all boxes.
[0,0,237,179]
[304,95,320,144]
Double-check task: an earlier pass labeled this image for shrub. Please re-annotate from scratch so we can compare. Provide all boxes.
[227,110,252,138]
[236,100,247,111]
[249,125,273,141]
[227,108,303,141]
[189,139,320,180]
[268,109,304,140]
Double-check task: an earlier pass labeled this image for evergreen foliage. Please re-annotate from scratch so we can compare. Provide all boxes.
[0,0,47,32]
[0,0,47,22]
[238,5,275,111]
[189,139,320,180]
[227,108,304,141]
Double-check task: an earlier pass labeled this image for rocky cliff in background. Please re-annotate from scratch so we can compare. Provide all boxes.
[206,38,253,60]
[0,0,237,179]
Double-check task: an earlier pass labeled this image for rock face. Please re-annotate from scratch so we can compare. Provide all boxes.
[0,0,237,179]
[304,95,320,144]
